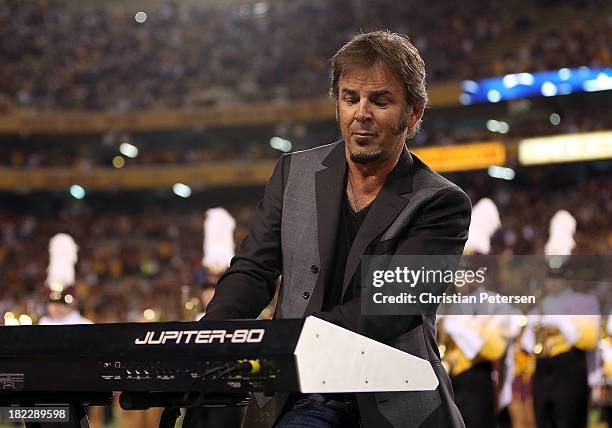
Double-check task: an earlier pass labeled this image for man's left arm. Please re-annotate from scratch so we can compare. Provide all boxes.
[314,187,471,342]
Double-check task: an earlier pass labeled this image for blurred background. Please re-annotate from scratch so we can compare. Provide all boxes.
[0,0,610,427]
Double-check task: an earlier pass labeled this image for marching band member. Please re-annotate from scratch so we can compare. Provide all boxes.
[521,210,600,428]
[39,233,91,325]
[193,207,235,320]
[37,233,102,426]
[182,207,245,428]
[441,198,518,428]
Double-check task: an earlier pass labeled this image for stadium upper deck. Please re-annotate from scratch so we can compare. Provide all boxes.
[0,0,610,112]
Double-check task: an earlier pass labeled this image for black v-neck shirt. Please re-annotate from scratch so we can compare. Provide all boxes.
[322,187,371,311]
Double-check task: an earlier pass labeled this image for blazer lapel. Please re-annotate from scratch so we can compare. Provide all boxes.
[315,142,347,287]
[342,147,415,297]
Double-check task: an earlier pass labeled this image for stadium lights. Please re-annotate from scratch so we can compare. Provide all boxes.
[558,68,571,80]
[517,73,535,85]
[135,12,147,23]
[143,309,156,321]
[460,66,611,104]
[270,137,292,152]
[4,317,19,326]
[486,120,509,134]
[502,73,535,89]
[502,74,518,88]
[462,80,479,93]
[18,314,32,325]
[112,156,125,168]
[488,165,515,181]
[540,82,557,97]
[549,113,561,126]
[486,90,501,103]
[69,184,86,199]
[4,312,19,326]
[119,143,139,158]
[459,94,471,105]
[583,73,612,92]
[173,183,192,198]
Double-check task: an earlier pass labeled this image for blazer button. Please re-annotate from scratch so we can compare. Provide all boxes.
[310,265,319,274]
[302,291,310,299]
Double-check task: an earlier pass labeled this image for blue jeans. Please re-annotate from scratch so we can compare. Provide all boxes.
[275,396,361,428]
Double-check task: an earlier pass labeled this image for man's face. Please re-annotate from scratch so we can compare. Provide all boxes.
[47,302,72,319]
[337,62,422,165]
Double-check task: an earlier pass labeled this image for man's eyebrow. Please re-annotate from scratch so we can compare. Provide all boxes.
[340,88,394,98]
[368,90,393,98]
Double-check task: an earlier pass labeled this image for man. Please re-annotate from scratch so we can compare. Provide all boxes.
[440,198,518,428]
[39,233,92,325]
[521,210,600,428]
[38,291,92,325]
[37,234,100,427]
[203,31,471,427]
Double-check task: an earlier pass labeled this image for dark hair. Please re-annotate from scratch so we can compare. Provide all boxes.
[329,31,428,109]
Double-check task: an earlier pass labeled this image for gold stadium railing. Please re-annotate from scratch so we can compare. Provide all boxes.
[0,83,462,135]
[0,142,505,191]
[0,161,278,191]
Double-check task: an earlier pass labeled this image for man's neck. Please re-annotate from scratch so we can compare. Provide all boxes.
[346,147,402,195]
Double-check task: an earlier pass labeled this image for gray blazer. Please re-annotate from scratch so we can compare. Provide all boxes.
[205,141,470,427]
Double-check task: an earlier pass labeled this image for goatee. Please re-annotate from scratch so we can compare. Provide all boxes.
[349,147,385,164]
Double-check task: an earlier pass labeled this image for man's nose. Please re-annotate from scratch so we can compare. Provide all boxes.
[354,99,372,121]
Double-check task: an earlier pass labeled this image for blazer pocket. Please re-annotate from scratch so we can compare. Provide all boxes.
[366,238,396,255]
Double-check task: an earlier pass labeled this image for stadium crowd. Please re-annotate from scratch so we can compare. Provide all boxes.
[0,173,609,324]
[491,12,612,76]
[0,0,610,112]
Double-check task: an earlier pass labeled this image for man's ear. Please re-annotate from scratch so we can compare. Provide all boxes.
[408,103,425,128]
